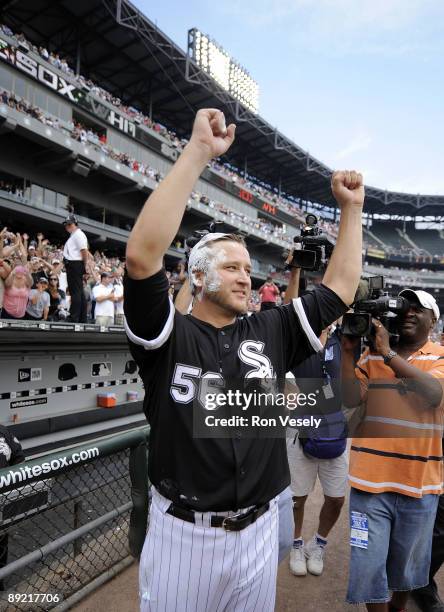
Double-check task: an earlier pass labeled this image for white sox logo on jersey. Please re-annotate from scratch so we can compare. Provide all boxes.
[238,341,273,379]
[170,340,274,403]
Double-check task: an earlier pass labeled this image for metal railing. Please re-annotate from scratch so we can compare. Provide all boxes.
[0,426,149,611]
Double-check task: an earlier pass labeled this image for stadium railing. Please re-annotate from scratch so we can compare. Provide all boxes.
[0,427,149,611]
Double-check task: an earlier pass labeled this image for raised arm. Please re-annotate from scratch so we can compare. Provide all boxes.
[283,248,301,305]
[174,277,193,315]
[126,110,235,280]
[322,171,364,305]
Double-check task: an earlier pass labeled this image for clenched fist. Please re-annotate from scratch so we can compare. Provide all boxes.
[331,170,364,209]
[187,109,236,162]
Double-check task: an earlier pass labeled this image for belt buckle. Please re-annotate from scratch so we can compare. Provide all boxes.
[222,517,233,531]
[221,511,242,531]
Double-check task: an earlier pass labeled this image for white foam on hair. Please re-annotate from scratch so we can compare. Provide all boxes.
[188,232,229,294]
[203,247,227,294]
[189,243,227,301]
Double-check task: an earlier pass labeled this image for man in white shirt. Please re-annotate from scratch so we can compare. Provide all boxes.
[112,276,124,325]
[92,273,116,327]
[62,215,89,322]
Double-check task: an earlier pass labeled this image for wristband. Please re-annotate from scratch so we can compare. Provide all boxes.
[383,349,397,365]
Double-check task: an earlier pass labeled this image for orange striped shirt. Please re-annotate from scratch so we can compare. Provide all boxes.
[349,340,444,498]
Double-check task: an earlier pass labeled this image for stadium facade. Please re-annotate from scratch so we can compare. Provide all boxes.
[0,0,443,300]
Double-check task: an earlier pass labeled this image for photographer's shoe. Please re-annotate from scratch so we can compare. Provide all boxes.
[289,540,306,576]
[305,535,326,576]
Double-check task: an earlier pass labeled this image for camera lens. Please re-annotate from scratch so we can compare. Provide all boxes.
[351,315,369,336]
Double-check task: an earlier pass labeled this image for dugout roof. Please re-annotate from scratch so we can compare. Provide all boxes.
[3,0,444,216]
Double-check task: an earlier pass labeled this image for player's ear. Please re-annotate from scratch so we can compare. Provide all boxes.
[193,270,204,289]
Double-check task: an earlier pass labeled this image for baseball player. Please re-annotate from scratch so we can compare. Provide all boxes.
[124,108,365,611]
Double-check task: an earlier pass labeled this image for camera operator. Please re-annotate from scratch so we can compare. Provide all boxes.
[342,289,444,612]
[283,257,347,578]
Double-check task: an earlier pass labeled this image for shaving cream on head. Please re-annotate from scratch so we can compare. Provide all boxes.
[188,232,230,294]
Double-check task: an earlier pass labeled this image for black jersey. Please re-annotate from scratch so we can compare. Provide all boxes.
[124,270,347,511]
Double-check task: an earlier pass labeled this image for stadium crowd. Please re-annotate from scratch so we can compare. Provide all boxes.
[0,24,329,236]
[2,23,444,261]
[0,226,126,324]
[0,218,288,325]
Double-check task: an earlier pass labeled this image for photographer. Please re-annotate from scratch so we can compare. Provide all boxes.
[342,289,444,612]
[283,259,347,578]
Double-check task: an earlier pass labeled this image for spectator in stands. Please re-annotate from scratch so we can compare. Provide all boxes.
[25,277,50,320]
[112,270,124,325]
[2,265,33,319]
[0,259,11,313]
[46,274,68,321]
[62,214,89,322]
[0,425,25,590]
[92,272,115,327]
[342,289,444,611]
[258,275,280,310]
[28,256,53,286]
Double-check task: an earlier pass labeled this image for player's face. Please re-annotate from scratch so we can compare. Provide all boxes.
[203,242,251,315]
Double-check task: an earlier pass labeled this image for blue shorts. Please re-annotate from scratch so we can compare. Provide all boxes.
[347,488,439,604]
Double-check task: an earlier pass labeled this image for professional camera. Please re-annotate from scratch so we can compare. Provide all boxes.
[285,214,334,272]
[342,276,410,344]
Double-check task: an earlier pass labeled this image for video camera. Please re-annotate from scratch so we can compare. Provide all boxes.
[286,214,334,272]
[342,276,410,345]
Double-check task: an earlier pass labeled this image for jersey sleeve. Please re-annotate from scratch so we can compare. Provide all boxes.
[299,284,348,337]
[264,284,347,371]
[123,269,174,352]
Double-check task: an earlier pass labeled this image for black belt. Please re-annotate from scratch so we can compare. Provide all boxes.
[166,502,270,531]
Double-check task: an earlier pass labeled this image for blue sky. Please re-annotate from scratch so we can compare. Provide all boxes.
[133,0,444,196]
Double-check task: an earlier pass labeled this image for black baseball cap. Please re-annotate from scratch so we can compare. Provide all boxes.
[62,214,78,226]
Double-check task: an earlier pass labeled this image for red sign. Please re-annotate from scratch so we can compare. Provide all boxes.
[238,189,254,204]
[262,202,277,215]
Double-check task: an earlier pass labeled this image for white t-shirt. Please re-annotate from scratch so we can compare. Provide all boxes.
[63,228,88,261]
[113,282,124,315]
[92,283,114,317]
